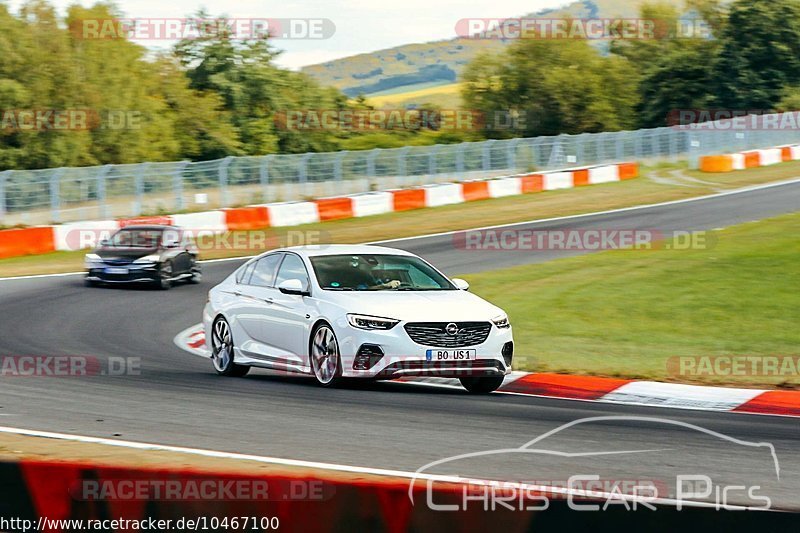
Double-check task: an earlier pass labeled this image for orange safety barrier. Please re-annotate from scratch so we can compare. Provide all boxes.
[519,173,544,193]
[119,216,173,228]
[699,156,734,173]
[618,162,639,180]
[572,169,590,186]
[781,146,794,162]
[743,151,760,168]
[461,181,490,202]
[391,189,426,211]
[224,206,270,230]
[315,197,354,221]
[0,227,56,259]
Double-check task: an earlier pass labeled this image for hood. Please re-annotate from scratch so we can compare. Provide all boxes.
[320,289,505,322]
[95,247,159,261]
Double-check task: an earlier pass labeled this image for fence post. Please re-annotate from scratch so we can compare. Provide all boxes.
[134,163,147,216]
[260,155,272,203]
[397,146,409,178]
[455,144,465,174]
[334,151,347,182]
[174,161,189,211]
[50,168,64,223]
[96,165,112,219]
[507,138,520,171]
[219,157,233,207]
[428,145,438,178]
[482,140,495,172]
[0,170,8,222]
[366,149,379,178]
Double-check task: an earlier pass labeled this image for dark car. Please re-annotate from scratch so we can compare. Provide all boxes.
[84,225,201,289]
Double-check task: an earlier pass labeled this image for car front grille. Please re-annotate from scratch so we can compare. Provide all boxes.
[103,258,135,266]
[404,322,492,347]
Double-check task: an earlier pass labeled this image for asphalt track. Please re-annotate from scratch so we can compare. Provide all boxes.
[0,180,799,509]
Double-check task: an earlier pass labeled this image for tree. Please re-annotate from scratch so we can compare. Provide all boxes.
[711,0,800,110]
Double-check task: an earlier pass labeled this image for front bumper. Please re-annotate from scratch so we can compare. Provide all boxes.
[337,320,513,379]
[86,264,159,284]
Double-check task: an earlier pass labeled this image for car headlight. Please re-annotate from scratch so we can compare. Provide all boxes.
[84,253,102,267]
[133,254,160,264]
[492,314,510,329]
[347,314,400,330]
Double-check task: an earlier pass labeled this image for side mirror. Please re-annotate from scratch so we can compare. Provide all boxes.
[278,278,309,296]
[99,239,111,247]
[452,278,470,291]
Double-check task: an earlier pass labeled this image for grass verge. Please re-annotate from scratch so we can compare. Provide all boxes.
[1,160,800,278]
[463,212,800,388]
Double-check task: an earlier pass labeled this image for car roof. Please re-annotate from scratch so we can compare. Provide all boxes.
[117,225,178,231]
[273,244,415,258]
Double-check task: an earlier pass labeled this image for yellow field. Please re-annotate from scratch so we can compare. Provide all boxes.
[365,83,464,109]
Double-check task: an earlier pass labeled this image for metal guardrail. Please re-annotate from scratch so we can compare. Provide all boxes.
[2,113,799,225]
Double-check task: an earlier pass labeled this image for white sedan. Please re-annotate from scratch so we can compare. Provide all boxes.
[203,245,513,393]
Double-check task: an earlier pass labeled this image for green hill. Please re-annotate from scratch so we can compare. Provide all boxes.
[302,0,679,97]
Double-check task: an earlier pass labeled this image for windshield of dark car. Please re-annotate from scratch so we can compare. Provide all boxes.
[310,254,456,291]
[107,229,163,248]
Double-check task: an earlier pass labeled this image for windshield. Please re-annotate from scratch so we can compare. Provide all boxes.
[107,229,163,248]
[310,254,456,291]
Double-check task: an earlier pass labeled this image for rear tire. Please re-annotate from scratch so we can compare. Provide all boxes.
[460,376,504,394]
[210,317,250,377]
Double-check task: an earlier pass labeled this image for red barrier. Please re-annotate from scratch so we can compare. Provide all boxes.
[118,216,173,228]
[461,181,490,202]
[391,189,426,211]
[315,197,354,222]
[224,207,270,230]
[572,169,590,187]
[519,174,544,194]
[743,151,761,168]
[618,162,639,180]
[0,227,56,259]
[12,459,535,532]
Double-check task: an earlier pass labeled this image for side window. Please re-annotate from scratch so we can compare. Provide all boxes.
[236,261,256,284]
[250,254,283,288]
[275,254,310,290]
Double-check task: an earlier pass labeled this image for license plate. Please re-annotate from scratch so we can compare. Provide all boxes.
[104,267,128,274]
[426,349,477,361]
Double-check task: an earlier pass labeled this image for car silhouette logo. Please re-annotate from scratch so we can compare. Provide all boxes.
[445,323,459,336]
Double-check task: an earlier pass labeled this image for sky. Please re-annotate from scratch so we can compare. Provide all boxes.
[4,0,569,69]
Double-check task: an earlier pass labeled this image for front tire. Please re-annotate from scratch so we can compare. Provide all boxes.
[310,323,342,387]
[210,317,250,377]
[460,376,504,394]
[157,261,173,290]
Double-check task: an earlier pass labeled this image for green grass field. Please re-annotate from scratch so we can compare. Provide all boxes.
[464,212,800,388]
